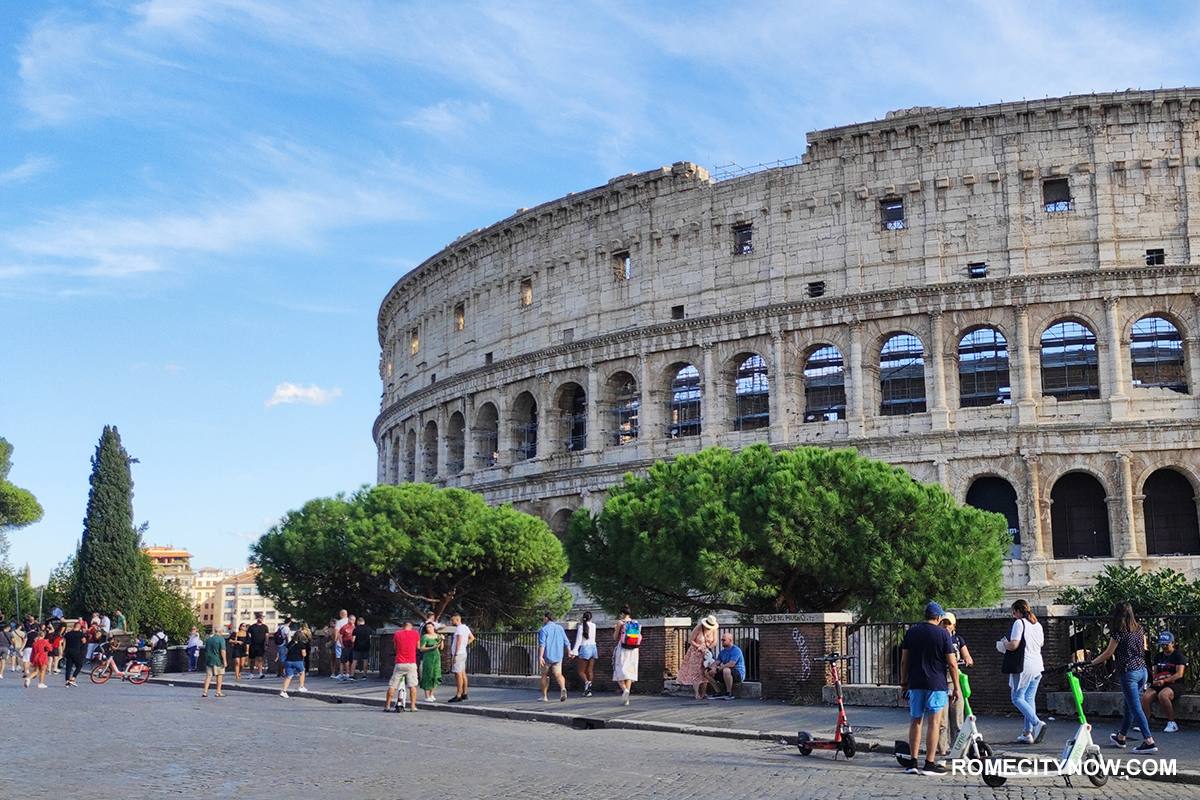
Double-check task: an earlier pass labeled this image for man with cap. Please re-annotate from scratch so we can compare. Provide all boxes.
[898,601,959,776]
[1142,631,1187,733]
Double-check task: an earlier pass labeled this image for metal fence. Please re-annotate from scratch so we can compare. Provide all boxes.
[1062,614,1200,693]
[672,625,760,682]
[846,622,912,685]
[466,630,541,676]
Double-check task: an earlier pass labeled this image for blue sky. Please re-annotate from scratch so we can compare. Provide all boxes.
[3,1,1197,582]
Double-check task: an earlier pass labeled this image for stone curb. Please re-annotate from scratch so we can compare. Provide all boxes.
[152,678,1200,783]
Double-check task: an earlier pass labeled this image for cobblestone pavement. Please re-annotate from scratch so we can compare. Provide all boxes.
[6,678,1200,800]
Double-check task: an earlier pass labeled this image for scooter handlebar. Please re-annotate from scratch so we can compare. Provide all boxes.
[812,653,855,663]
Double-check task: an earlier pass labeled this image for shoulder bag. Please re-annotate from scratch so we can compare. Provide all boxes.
[1001,619,1026,674]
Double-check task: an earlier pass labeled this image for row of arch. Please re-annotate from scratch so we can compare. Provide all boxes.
[966,467,1200,558]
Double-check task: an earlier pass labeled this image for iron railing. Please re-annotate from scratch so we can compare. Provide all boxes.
[672,625,760,682]
[845,622,912,685]
[465,630,541,676]
[1062,614,1200,693]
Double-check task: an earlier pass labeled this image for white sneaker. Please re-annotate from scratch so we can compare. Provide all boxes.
[621,689,630,706]
[37,683,47,689]
[537,696,549,702]
[560,688,568,702]
[1165,721,1179,733]
[426,696,436,702]
[280,691,289,698]
[1031,720,1047,743]
[298,686,309,693]
[1015,733,1033,744]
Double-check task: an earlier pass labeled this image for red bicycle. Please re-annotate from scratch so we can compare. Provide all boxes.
[797,653,856,759]
[91,646,150,685]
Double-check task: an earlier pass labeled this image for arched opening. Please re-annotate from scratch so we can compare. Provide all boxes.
[803,345,846,422]
[669,364,701,438]
[404,429,416,482]
[1050,472,1112,558]
[966,477,1021,560]
[1041,320,1099,400]
[958,327,1011,407]
[512,392,538,461]
[550,508,575,581]
[606,372,639,446]
[879,334,926,415]
[422,421,438,480]
[447,412,466,475]
[733,354,770,431]
[1143,468,1200,555]
[474,403,499,468]
[556,383,587,452]
[1131,316,1187,393]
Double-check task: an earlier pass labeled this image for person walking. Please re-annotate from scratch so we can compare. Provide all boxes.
[62,620,87,687]
[899,602,959,775]
[1142,631,1186,733]
[274,617,292,677]
[570,612,597,696]
[537,612,571,702]
[612,605,639,706]
[677,615,719,700]
[279,629,309,698]
[417,622,443,702]
[0,623,11,679]
[202,628,227,698]
[999,599,1046,744]
[447,614,473,703]
[26,629,52,688]
[185,626,203,672]
[1091,601,1158,753]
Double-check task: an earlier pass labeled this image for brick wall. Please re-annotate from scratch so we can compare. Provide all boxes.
[755,614,851,702]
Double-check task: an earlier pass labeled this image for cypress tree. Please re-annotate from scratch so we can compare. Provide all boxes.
[72,426,149,624]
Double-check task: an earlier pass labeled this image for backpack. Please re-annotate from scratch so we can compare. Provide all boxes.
[621,619,642,649]
[272,629,286,646]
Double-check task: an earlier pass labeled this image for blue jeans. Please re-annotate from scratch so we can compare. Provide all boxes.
[187,647,199,671]
[1009,673,1042,731]
[1119,668,1152,738]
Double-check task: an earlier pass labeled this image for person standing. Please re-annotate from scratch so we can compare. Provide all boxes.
[1000,599,1046,744]
[246,613,269,678]
[202,628,227,698]
[1091,601,1158,753]
[185,627,203,672]
[1142,631,1186,733]
[612,605,639,706]
[677,615,719,700]
[228,623,248,681]
[113,610,127,632]
[537,612,571,702]
[99,613,111,636]
[339,615,357,680]
[570,612,598,697]
[26,630,51,689]
[274,617,292,677]
[331,610,350,679]
[279,630,309,698]
[62,620,88,686]
[938,612,974,755]
[350,616,373,679]
[899,601,959,776]
[417,622,443,702]
[0,623,11,679]
[386,621,420,712]
[447,614,473,703]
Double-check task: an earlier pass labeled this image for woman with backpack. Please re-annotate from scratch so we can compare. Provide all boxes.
[612,605,639,706]
[1091,601,1159,754]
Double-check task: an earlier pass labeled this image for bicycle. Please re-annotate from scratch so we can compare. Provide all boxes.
[91,646,151,685]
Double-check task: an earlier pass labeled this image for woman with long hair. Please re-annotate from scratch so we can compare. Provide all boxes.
[1092,601,1158,753]
[229,623,248,681]
[612,605,639,705]
[418,621,444,701]
[676,615,719,700]
[1000,599,1046,743]
[570,612,597,696]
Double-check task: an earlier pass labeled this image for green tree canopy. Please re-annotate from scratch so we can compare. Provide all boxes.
[71,426,150,625]
[1056,565,1200,617]
[567,444,1009,623]
[0,437,44,532]
[253,483,570,629]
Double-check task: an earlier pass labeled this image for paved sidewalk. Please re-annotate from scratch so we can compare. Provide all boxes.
[154,671,1200,782]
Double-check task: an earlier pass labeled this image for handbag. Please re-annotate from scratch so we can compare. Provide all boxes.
[702,649,716,668]
[1001,619,1026,674]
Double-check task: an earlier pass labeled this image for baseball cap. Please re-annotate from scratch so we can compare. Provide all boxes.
[1159,631,1175,645]
[924,602,946,619]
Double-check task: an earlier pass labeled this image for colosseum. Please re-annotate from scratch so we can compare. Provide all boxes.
[375,88,1200,603]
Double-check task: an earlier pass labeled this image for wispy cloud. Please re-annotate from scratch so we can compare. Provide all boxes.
[265,382,341,408]
[164,363,183,375]
[402,101,491,137]
[0,156,53,184]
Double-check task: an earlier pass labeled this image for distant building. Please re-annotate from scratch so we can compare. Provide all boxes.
[197,567,282,633]
[144,546,192,577]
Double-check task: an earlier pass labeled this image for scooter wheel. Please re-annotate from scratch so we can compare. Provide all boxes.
[977,742,1006,787]
[1084,753,1108,788]
[796,731,813,756]
[841,733,856,759]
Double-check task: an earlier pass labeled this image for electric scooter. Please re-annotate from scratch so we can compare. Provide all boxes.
[895,672,993,767]
[977,661,1107,788]
[797,653,856,759]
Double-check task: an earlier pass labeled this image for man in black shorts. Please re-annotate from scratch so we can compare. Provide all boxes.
[1143,631,1187,733]
[351,617,373,679]
[246,613,270,679]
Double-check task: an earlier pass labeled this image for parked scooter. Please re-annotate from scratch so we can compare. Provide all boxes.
[797,653,856,759]
[895,672,993,767]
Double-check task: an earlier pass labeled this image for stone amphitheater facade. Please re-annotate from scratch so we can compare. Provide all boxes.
[375,89,1200,603]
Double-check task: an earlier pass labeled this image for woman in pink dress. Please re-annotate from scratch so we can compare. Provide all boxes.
[676,615,719,700]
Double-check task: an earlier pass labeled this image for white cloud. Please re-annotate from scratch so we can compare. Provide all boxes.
[403,101,491,136]
[265,382,341,408]
[164,363,183,375]
[0,156,53,184]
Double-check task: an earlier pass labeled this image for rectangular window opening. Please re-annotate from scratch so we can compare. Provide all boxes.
[454,303,465,330]
[613,252,631,280]
[430,373,436,385]
[410,328,419,355]
[671,305,686,321]
[1146,248,1166,266]
[484,352,494,365]
[967,262,988,279]
[519,278,533,307]
[1043,178,1072,212]
[562,328,574,344]
[734,225,754,255]
[881,198,905,230]
[806,281,826,298]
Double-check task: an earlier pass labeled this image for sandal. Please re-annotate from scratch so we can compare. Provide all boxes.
[215,692,226,697]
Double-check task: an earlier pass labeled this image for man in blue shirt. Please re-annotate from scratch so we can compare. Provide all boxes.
[706,631,746,700]
[537,612,572,702]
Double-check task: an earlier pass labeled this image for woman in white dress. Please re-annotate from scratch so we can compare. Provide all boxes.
[612,605,638,705]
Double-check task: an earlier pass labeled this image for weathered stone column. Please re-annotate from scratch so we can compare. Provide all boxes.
[1023,450,1049,585]
[414,417,428,483]
[702,343,718,446]
[848,322,866,436]
[1117,452,1141,561]
[1015,305,1038,425]
[770,329,790,445]
[1105,296,1130,420]
[929,311,950,429]
[436,406,450,481]
[496,394,512,470]
[638,347,654,451]
[537,374,553,459]
[586,363,600,453]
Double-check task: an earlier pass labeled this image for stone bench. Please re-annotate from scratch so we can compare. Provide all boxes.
[664,680,762,699]
[1046,691,1200,723]
[822,684,905,707]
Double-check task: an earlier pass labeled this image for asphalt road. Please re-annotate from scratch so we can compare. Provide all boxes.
[5,677,1199,799]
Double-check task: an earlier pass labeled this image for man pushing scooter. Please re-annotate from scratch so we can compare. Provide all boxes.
[897,602,960,775]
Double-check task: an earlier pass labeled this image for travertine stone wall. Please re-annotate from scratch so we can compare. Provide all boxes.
[375,90,1200,602]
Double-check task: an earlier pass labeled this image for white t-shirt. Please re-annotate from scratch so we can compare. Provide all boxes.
[334,617,350,633]
[452,624,472,658]
[1010,618,1044,675]
[572,621,596,654]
